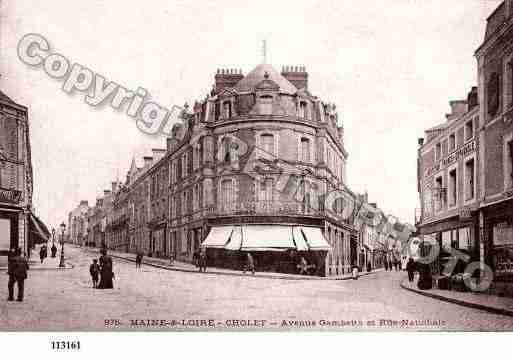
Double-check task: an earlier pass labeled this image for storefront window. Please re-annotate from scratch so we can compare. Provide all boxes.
[442,231,451,252]
[0,218,11,251]
[458,227,472,250]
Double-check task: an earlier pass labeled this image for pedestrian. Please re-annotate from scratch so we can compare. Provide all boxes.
[198,249,207,273]
[89,259,100,288]
[193,249,200,268]
[366,261,372,273]
[51,243,57,258]
[135,251,143,269]
[243,253,255,275]
[351,264,359,280]
[384,259,389,271]
[98,249,114,289]
[406,258,416,283]
[39,245,46,264]
[388,259,393,271]
[7,248,29,302]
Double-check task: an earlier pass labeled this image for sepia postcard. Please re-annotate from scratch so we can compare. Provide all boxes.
[2,0,513,339]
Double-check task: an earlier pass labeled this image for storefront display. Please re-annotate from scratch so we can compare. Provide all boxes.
[492,222,513,281]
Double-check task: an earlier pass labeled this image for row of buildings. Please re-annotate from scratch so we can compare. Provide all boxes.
[416,1,513,294]
[0,88,49,262]
[66,63,413,276]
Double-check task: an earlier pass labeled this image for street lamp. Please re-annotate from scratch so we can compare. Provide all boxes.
[59,222,66,268]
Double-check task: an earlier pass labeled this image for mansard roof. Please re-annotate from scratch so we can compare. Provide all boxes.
[233,64,297,95]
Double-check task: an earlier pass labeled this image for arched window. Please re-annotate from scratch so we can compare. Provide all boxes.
[300,137,311,163]
[299,101,308,119]
[223,101,232,119]
[259,95,273,115]
[260,134,274,155]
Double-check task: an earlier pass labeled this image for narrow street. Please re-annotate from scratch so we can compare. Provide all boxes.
[1,246,513,331]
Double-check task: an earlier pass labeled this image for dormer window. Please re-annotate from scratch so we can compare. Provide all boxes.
[299,101,308,119]
[259,95,273,115]
[222,101,232,119]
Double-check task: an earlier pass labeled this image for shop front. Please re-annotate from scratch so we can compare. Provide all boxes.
[0,208,19,256]
[418,212,479,277]
[483,199,513,296]
[201,224,331,276]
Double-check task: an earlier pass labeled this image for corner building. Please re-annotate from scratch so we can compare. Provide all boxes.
[417,90,480,274]
[475,0,513,295]
[123,64,357,276]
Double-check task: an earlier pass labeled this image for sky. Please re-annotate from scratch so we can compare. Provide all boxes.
[0,0,502,230]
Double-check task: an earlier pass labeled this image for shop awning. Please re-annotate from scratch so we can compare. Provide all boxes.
[201,226,233,248]
[225,226,242,250]
[240,225,295,250]
[299,226,331,251]
[29,213,51,245]
[292,226,309,251]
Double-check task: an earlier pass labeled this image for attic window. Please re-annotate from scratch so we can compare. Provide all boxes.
[222,101,232,119]
[259,95,273,115]
[299,101,308,119]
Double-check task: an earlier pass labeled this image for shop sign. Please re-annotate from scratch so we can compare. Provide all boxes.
[0,188,21,204]
[493,222,513,246]
[423,139,476,179]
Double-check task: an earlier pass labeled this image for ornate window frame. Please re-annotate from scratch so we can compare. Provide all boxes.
[255,130,279,158]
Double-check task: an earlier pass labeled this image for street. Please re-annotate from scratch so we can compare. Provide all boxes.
[1,245,513,331]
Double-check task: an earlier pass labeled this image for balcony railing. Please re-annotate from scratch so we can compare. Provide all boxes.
[0,187,22,204]
[207,200,321,217]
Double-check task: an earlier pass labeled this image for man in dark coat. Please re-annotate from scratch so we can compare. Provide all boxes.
[406,258,416,282]
[98,249,114,289]
[7,248,29,301]
[51,244,57,258]
[198,249,207,273]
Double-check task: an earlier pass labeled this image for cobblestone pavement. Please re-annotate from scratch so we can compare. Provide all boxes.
[1,246,513,331]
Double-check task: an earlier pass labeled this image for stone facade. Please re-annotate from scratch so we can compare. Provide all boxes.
[0,89,33,256]
[67,200,90,246]
[475,0,513,294]
[70,63,408,276]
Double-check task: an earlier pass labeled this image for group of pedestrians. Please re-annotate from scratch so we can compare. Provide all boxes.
[193,249,208,272]
[89,248,114,289]
[384,258,401,271]
[6,247,29,302]
[38,243,58,264]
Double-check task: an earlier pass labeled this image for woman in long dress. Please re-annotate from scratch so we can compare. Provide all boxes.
[98,249,114,289]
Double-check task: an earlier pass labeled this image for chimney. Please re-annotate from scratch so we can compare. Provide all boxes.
[143,156,153,167]
[80,200,89,206]
[214,68,244,93]
[103,190,111,197]
[445,100,468,121]
[281,65,308,90]
[467,87,478,110]
[111,182,118,193]
[418,137,424,146]
[152,148,166,162]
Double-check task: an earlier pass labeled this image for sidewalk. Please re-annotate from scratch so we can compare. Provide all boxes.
[401,278,513,317]
[80,245,382,281]
[0,251,72,270]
